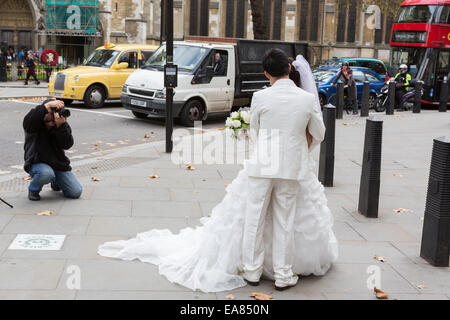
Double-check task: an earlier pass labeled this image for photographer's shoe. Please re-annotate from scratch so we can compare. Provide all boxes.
[51,182,61,192]
[28,191,41,201]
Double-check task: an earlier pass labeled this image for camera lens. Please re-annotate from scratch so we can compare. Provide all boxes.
[59,109,71,118]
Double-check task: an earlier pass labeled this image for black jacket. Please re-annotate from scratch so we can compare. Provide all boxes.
[23,104,74,173]
[331,69,357,101]
[213,59,225,76]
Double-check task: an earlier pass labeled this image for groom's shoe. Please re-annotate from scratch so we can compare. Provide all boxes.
[274,284,296,292]
[245,279,260,287]
[274,276,298,291]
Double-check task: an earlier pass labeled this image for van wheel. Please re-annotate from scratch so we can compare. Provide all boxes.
[179,99,204,127]
[132,111,148,119]
[84,85,106,109]
[62,99,73,107]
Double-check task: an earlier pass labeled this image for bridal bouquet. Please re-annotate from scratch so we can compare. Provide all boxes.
[225,108,251,140]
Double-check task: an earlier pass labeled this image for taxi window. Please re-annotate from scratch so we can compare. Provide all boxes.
[141,51,154,63]
[358,61,373,69]
[374,62,386,74]
[118,51,138,69]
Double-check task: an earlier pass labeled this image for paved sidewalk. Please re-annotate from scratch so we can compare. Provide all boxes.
[0,81,49,99]
[0,110,449,300]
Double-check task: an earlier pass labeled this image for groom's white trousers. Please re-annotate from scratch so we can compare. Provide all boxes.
[242,176,299,286]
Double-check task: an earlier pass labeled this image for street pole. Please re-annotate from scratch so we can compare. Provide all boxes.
[165,0,174,153]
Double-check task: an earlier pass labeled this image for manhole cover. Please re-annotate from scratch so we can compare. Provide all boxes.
[9,234,66,251]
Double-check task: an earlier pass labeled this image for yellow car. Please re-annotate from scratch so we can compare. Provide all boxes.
[48,43,159,108]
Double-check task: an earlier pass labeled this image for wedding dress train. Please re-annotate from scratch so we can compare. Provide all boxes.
[98,156,339,293]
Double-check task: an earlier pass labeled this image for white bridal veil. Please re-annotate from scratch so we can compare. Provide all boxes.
[292,55,322,113]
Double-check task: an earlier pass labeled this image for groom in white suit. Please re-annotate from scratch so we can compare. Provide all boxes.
[242,49,325,290]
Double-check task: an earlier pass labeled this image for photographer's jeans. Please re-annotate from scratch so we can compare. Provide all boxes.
[29,163,82,199]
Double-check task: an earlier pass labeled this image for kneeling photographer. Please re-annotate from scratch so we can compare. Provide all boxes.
[23,99,82,201]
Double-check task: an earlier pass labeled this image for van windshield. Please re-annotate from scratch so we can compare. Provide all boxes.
[85,50,120,68]
[143,44,209,72]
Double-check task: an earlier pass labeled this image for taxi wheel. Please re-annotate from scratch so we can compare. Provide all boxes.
[179,99,204,127]
[84,85,106,109]
[132,111,148,119]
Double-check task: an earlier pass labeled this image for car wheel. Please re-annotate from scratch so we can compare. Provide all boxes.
[179,99,205,127]
[319,94,326,108]
[84,85,106,109]
[132,111,148,119]
[368,94,376,110]
[62,99,73,107]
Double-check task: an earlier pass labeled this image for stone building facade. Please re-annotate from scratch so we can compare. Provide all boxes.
[0,0,394,65]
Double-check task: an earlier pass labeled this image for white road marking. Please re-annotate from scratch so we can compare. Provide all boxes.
[0,171,12,175]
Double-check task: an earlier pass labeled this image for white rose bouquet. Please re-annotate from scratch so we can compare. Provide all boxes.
[225,108,251,140]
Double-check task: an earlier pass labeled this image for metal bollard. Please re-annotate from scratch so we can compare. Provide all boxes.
[413,80,423,114]
[319,105,336,187]
[439,77,448,113]
[387,81,396,115]
[361,81,370,117]
[336,82,344,119]
[358,117,383,218]
[420,136,450,267]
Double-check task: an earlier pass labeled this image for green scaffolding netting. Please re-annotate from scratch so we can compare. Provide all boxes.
[45,0,99,34]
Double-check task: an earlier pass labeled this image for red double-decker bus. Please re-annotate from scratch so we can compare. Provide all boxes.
[390,0,450,105]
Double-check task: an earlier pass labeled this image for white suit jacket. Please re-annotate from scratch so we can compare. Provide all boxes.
[247,79,325,181]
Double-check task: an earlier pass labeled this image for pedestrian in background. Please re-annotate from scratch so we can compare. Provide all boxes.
[24,50,40,86]
[0,50,7,82]
[330,62,358,115]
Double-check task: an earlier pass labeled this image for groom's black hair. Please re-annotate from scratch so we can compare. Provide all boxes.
[262,49,290,78]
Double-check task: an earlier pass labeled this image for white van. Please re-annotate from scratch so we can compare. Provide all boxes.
[121,37,308,126]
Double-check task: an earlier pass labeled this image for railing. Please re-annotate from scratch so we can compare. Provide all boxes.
[5,63,66,82]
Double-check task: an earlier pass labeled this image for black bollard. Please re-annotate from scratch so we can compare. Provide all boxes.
[420,136,450,267]
[413,80,423,114]
[361,81,370,117]
[358,117,383,218]
[439,77,448,113]
[387,81,396,115]
[336,82,344,119]
[319,105,336,187]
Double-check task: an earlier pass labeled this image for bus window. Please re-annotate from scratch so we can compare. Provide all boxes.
[436,5,450,24]
[396,5,438,23]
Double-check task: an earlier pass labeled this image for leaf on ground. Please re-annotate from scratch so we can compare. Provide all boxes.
[186,165,196,171]
[374,287,389,299]
[144,134,150,139]
[394,208,413,214]
[342,123,349,126]
[417,285,427,289]
[149,174,160,179]
[374,256,386,263]
[217,128,225,131]
[225,294,236,300]
[225,184,230,187]
[73,169,81,173]
[93,143,99,147]
[37,211,55,216]
[91,177,102,182]
[251,292,274,301]
[22,176,32,181]
[393,173,404,177]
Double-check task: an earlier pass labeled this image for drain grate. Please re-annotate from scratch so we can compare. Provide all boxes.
[0,157,155,193]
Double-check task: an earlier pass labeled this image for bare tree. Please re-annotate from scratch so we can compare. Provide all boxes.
[249,0,268,40]
[336,0,404,19]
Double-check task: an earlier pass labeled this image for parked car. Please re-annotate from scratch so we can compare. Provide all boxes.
[320,57,390,81]
[48,43,159,108]
[121,37,309,126]
[313,67,385,109]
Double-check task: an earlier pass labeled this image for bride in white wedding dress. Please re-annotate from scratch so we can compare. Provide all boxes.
[98,55,338,293]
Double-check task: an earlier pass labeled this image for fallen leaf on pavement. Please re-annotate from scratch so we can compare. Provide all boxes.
[417,285,427,289]
[393,174,404,177]
[394,208,413,214]
[93,143,99,147]
[374,256,386,263]
[73,169,81,173]
[225,294,236,300]
[91,177,102,182]
[22,176,32,181]
[149,175,160,179]
[37,211,55,216]
[186,165,196,171]
[251,292,274,301]
[374,287,389,300]
[217,128,225,131]
[144,134,150,139]
[225,184,230,187]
